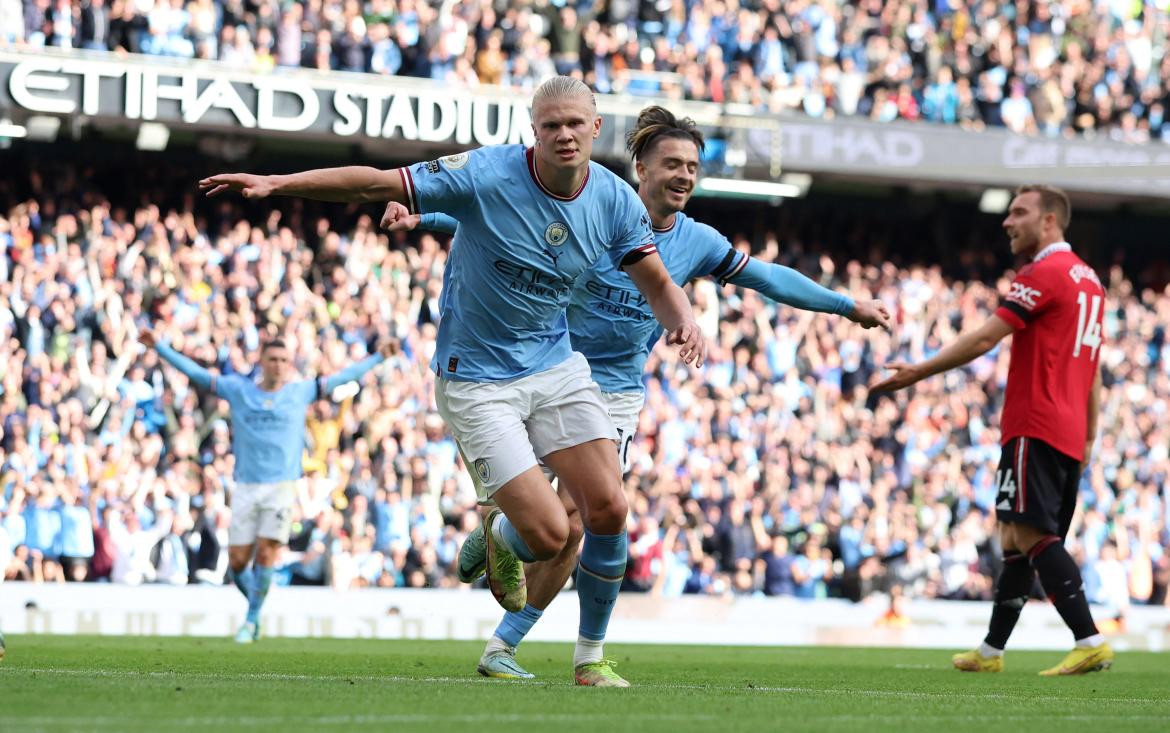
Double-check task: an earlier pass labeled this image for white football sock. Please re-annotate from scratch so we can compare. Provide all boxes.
[484,635,511,656]
[978,642,1004,658]
[1076,633,1105,648]
[573,636,604,667]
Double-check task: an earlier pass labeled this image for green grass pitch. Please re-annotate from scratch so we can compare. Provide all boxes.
[1,636,1166,732]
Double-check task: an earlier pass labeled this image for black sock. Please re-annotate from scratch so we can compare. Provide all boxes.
[984,551,1033,650]
[1029,537,1100,641]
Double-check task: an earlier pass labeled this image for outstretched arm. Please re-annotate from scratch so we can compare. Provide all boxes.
[728,258,891,330]
[319,341,397,397]
[730,257,853,314]
[142,328,215,392]
[624,253,707,368]
[380,200,459,233]
[200,167,406,204]
[871,315,1014,393]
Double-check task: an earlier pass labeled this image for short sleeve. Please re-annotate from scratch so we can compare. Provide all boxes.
[610,187,657,270]
[696,227,747,283]
[398,150,480,218]
[996,266,1053,330]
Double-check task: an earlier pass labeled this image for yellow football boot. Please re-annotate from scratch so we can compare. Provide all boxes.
[952,649,1004,672]
[1038,643,1114,676]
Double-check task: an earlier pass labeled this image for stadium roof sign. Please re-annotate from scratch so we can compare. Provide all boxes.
[3,49,1169,199]
[739,117,1170,199]
[0,52,536,149]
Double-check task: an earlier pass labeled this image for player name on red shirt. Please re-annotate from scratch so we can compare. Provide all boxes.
[994,243,1105,461]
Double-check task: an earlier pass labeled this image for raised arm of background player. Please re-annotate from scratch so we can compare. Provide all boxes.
[381,203,891,330]
[199,166,707,367]
[139,327,396,396]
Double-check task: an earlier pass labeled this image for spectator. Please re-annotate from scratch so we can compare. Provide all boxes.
[369,21,401,76]
[79,0,111,50]
[107,0,146,54]
[58,484,94,581]
[760,535,796,597]
[1000,78,1036,134]
[151,509,190,585]
[0,0,24,46]
[792,535,833,599]
[12,0,1166,142]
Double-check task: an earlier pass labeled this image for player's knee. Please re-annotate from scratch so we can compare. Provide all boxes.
[584,491,628,535]
[255,545,280,567]
[528,517,570,561]
[227,545,253,572]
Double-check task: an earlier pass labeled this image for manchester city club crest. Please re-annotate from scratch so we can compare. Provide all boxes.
[474,458,491,483]
[263,399,274,409]
[544,221,569,247]
[440,153,469,170]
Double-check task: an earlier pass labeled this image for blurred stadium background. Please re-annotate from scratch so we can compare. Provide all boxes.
[1,0,1169,653]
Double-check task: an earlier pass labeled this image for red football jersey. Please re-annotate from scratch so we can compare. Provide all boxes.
[994,243,1105,461]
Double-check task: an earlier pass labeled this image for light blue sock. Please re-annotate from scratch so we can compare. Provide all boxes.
[576,529,627,642]
[492,513,537,563]
[231,566,254,604]
[495,604,544,648]
[246,566,275,625]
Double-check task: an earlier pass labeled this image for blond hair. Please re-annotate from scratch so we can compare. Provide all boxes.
[1016,184,1071,230]
[532,75,596,113]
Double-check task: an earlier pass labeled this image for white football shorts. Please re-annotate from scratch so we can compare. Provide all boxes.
[600,390,645,474]
[537,389,646,484]
[436,352,617,504]
[229,480,297,545]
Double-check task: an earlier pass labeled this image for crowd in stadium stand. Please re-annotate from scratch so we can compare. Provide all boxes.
[2,0,1169,142]
[1,161,1168,623]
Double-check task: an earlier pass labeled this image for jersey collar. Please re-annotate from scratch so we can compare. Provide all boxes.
[653,215,678,234]
[526,147,590,201]
[1033,242,1071,262]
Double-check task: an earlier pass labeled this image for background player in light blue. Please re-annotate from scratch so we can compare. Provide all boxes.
[383,105,892,679]
[198,77,707,687]
[140,328,392,643]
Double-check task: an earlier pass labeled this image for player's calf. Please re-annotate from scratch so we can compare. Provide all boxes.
[983,550,1034,653]
[1028,535,1102,644]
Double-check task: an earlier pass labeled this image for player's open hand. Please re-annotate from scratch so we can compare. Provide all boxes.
[199,173,274,199]
[138,326,158,349]
[380,201,421,232]
[848,299,893,332]
[378,338,400,358]
[869,362,924,393]
[666,322,707,368]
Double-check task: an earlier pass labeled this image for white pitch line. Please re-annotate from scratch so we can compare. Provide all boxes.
[5,667,1168,705]
[7,713,722,727]
[893,664,935,669]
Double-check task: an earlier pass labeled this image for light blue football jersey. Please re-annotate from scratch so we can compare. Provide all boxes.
[568,212,746,393]
[400,145,656,382]
[215,377,320,483]
[153,343,384,484]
